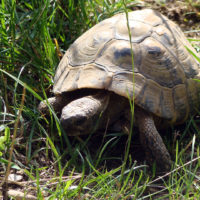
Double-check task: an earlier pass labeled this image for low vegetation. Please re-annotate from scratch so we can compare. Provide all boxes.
[0,0,200,199]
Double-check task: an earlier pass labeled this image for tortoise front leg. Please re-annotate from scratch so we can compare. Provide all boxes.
[135,107,172,172]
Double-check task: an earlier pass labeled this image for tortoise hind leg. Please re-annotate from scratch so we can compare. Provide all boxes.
[135,107,172,172]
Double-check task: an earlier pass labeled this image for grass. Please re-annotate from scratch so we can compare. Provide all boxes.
[0,0,200,199]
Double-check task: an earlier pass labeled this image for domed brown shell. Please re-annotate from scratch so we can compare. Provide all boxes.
[53,9,200,125]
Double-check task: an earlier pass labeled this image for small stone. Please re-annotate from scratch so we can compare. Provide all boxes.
[7,189,37,200]
[8,174,23,182]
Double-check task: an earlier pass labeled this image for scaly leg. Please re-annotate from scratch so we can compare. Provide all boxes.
[135,107,172,172]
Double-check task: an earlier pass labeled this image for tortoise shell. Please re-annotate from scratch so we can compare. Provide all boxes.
[53,9,200,125]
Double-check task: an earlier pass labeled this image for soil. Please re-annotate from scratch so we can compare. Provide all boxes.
[140,0,200,39]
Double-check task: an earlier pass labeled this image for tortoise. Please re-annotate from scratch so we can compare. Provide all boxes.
[39,9,200,171]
